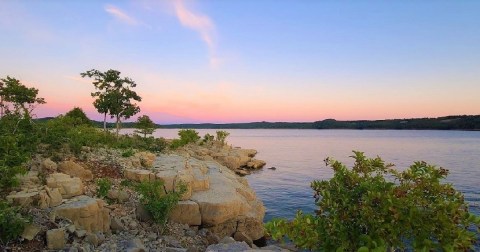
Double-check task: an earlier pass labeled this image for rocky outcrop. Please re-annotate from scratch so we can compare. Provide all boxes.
[46,173,84,198]
[184,143,266,175]
[126,153,265,241]
[58,160,93,181]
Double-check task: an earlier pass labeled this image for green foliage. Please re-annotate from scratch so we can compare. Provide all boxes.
[134,180,186,226]
[0,201,29,244]
[96,178,112,199]
[135,115,156,138]
[202,133,214,145]
[122,149,135,157]
[0,76,45,117]
[81,69,142,135]
[266,151,480,251]
[64,107,92,127]
[215,130,230,144]
[170,129,200,149]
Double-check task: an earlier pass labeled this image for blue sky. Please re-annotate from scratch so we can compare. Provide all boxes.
[1,0,479,123]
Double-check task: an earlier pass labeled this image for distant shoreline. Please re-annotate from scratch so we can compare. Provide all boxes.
[37,115,480,131]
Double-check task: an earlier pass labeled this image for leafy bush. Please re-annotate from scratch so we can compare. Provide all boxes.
[134,180,186,226]
[64,107,92,127]
[96,178,112,199]
[122,149,135,157]
[215,130,230,144]
[170,129,200,149]
[266,151,480,251]
[0,201,29,244]
[202,133,214,145]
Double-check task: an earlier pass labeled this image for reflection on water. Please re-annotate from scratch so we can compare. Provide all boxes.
[124,128,480,221]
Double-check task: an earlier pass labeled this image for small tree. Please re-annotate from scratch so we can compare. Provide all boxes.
[65,107,92,127]
[80,69,142,134]
[135,115,156,138]
[0,76,45,118]
[215,130,230,144]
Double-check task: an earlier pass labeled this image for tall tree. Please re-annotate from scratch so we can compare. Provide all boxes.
[135,115,156,138]
[64,107,92,127]
[80,69,141,135]
[0,76,45,118]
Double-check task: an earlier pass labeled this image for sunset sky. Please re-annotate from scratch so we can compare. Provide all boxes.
[1,1,479,124]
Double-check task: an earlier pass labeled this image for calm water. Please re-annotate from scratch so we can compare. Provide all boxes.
[129,129,480,221]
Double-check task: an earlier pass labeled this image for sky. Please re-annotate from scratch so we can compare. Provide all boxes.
[0,0,479,124]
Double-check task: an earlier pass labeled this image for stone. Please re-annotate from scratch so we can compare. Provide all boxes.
[135,204,153,222]
[110,217,125,232]
[169,200,202,226]
[164,235,183,248]
[42,158,57,172]
[46,173,84,198]
[246,159,266,169]
[135,152,156,168]
[6,191,39,207]
[86,233,99,246]
[117,190,130,203]
[219,236,236,244]
[124,169,155,182]
[166,248,187,252]
[54,196,110,233]
[107,189,119,200]
[58,161,93,181]
[66,224,76,233]
[45,187,63,207]
[234,231,253,247]
[127,238,146,251]
[47,228,66,250]
[21,224,41,241]
[75,229,86,238]
[205,232,220,245]
[205,241,250,252]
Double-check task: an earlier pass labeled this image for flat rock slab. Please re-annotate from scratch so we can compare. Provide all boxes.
[54,195,110,233]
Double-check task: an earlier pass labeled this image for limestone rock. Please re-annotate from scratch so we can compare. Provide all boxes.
[246,159,266,169]
[46,173,84,198]
[42,158,57,172]
[6,191,39,207]
[58,161,93,181]
[21,224,41,241]
[169,200,202,226]
[234,231,253,247]
[124,169,155,182]
[47,228,66,250]
[54,196,110,233]
[205,241,250,252]
[135,151,156,168]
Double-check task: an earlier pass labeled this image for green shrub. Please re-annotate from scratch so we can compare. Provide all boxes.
[170,129,200,149]
[0,201,29,244]
[215,130,230,144]
[122,149,135,157]
[96,178,112,199]
[202,133,214,145]
[134,180,186,227]
[266,151,480,251]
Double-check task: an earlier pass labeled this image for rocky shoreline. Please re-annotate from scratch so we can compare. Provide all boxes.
[3,142,291,252]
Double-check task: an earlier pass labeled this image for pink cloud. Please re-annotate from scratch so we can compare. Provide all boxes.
[105,4,140,26]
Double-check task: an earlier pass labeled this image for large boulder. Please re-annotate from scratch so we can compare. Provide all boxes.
[54,196,110,233]
[46,173,84,198]
[135,151,156,168]
[169,200,202,226]
[41,158,57,172]
[58,161,93,181]
[6,186,62,209]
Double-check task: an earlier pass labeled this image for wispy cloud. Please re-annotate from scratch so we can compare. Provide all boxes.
[105,4,140,26]
[173,0,220,68]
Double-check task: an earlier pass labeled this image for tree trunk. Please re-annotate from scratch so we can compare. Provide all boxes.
[116,115,120,137]
[103,113,107,131]
[0,95,4,118]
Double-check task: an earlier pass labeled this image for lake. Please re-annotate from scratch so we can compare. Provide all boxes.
[129,129,480,221]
